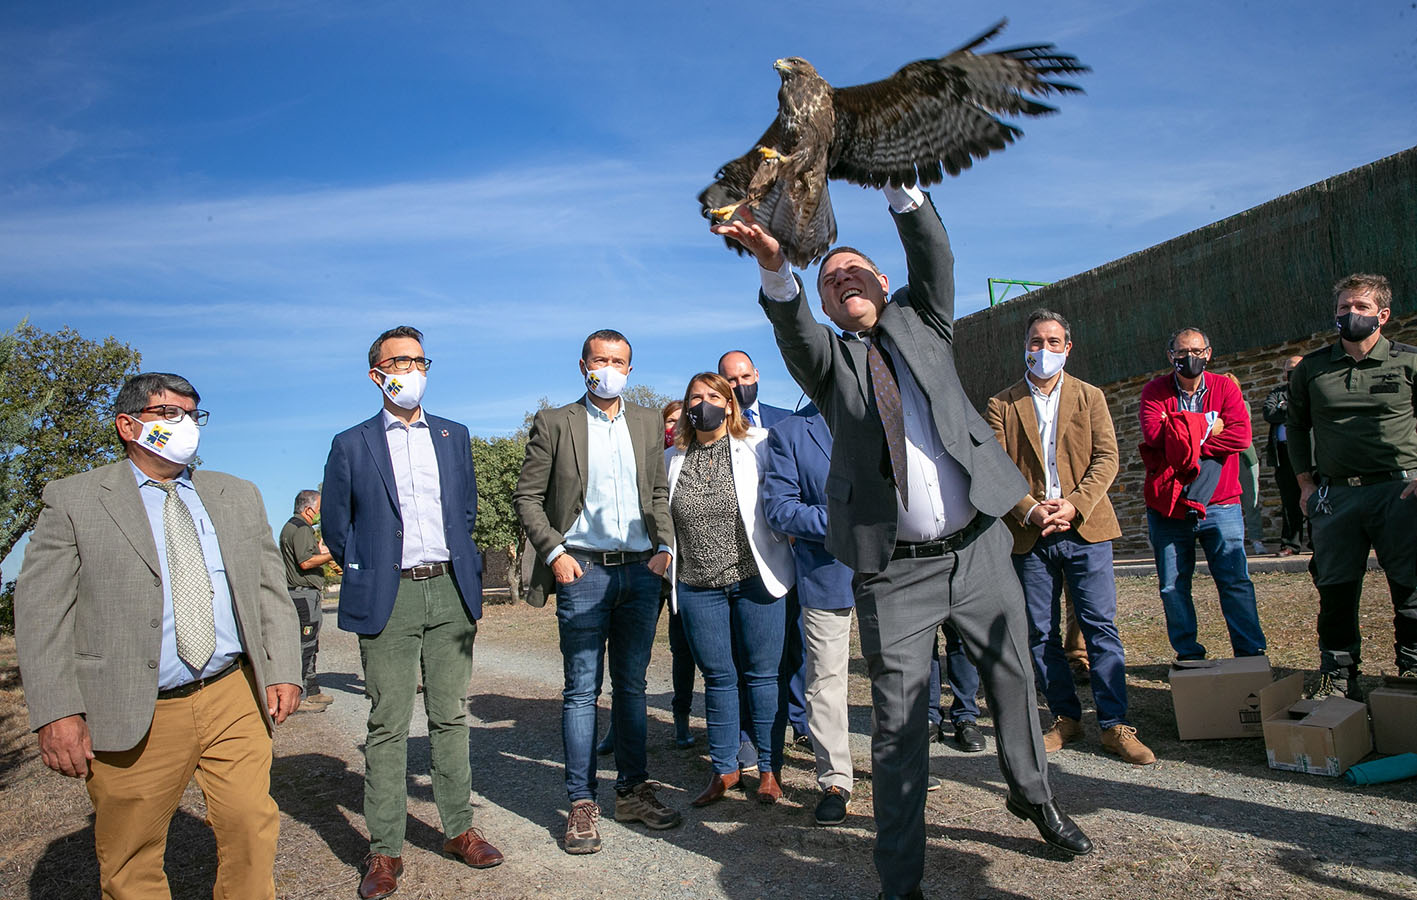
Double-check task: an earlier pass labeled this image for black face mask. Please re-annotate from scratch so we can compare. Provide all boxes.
[1336,311,1380,342]
[686,400,728,433]
[732,381,758,411]
[1173,354,1207,379]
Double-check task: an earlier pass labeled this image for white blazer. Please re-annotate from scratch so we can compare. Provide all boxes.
[665,427,795,612]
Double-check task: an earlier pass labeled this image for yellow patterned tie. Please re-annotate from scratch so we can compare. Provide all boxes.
[150,481,216,671]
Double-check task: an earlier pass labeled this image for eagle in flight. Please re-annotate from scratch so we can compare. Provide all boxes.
[699,19,1089,268]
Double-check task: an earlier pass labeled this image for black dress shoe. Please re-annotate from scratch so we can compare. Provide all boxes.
[1005,795,1093,855]
[953,720,986,753]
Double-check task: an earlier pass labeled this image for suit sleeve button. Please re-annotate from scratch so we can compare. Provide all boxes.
[151,619,160,628]
[148,661,158,669]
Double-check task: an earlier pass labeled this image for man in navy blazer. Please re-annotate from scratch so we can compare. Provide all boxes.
[322,325,501,899]
[761,405,857,826]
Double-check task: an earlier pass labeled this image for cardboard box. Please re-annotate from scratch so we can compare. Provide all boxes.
[1168,656,1271,740]
[1261,673,1372,776]
[1367,676,1417,755]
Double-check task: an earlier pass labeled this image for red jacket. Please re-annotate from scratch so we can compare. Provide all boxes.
[1139,372,1252,518]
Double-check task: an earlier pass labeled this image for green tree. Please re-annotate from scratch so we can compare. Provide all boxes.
[0,321,142,561]
[624,383,676,412]
[470,434,528,602]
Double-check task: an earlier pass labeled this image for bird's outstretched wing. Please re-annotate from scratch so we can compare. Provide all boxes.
[828,19,1088,188]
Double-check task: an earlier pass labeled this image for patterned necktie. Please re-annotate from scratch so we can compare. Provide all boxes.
[150,480,216,671]
[745,408,757,427]
[866,333,910,508]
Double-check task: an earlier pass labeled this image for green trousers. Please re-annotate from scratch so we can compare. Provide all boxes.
[360,573,478,855]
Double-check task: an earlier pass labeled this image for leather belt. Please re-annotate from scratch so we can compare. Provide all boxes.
[566,548,655,567]
[1325,470,1411,487]
[158,657,243,700]
[401,561,450,580]
[891,514,994,561]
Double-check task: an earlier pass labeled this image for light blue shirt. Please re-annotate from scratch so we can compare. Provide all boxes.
[131,462,243,691]
[382,408,451,568]
[557,397,652,558]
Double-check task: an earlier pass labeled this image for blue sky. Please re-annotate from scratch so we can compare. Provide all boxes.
[3,0,1415,568]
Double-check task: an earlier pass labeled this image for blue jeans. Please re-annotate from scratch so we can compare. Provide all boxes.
[677,575,786,774]
[1147,504,1267,659]
[1013,534,1130,729]
[556,555,662,802]
[927,623,980,725]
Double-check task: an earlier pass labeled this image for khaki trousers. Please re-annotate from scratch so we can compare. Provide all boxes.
[86,662,277,900]
[801,606,855,792]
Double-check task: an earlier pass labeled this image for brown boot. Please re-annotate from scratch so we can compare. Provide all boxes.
[692,770,740,807]
[1042,716,1083,753]
[1101,725,1156,765]
[756,770,782,804]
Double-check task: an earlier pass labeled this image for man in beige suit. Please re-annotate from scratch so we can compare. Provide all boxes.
[987,310,1154,765]
[15,371,302,899]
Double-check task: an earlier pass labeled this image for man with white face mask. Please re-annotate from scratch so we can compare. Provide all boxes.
[514,329,680,855]
[322,325,501,899]
[14,372,302,898]
[987,311,1154,765]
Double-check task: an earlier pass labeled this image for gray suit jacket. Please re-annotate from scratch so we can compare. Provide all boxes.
[512,396,673,607]
[15,460,302,752]
[760,193,1029,574]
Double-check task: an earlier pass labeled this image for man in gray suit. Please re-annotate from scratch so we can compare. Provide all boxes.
[714,187,1091,900]
[15,372,302,899]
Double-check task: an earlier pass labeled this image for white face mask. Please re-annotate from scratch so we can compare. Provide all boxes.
[1025,347,1067,380]
[377,370,426,410]
[131,415,201,466]
[584,365,628,400]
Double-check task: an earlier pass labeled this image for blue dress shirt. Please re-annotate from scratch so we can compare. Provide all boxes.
[131,462,243,690]
[560,397,652,556]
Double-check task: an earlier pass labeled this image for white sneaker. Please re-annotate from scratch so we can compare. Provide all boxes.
[1250,540,1269,555]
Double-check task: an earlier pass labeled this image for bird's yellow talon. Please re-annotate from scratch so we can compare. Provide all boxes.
[757,147,783,160]
[710,204,742,222]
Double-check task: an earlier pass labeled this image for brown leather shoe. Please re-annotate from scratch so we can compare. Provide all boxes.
[1042,716,1083,753]
[756,770,782,804]
[358,853,402,900]
[443,828,504,869]
[691,769,740,807]
[1101,725,1157,765]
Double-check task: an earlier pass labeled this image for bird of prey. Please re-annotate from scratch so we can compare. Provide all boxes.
[699,19,1089,268]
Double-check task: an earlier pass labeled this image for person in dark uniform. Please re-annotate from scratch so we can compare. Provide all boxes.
[1287,273,1417,699]
[279,489,334,708]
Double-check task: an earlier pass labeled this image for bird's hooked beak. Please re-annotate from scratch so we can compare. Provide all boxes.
[774,58,793,75]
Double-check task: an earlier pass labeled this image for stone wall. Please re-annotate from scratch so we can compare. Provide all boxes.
[1100,313,1417,558]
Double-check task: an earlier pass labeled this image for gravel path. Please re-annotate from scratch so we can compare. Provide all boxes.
[6,584,1415,900]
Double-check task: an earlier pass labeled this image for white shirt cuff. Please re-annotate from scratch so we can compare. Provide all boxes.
[760,257,799,303]
[884,183,925,214]
[546,545,566,566]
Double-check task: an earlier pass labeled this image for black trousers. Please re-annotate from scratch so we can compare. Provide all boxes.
[288,586,323,693]
[1273,443,1307,551]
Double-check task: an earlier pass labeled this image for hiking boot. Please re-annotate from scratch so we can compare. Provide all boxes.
[1100,725,1156,765]
[614,781,682,830]
[814,786,849,826]
[1310,669,1365,701]
[564,799,601,854]
[1042,716,1083,753]
[304,691,334,705]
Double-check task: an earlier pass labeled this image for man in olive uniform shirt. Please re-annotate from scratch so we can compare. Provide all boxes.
[279,489,333,706]
[1287,273,1417,698]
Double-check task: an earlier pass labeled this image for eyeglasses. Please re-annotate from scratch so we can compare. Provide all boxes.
[1169,348,1209,358]
[374,356,432,373]
[136,405,210,426]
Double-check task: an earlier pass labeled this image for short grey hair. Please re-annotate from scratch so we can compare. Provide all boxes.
[1025,308,1071,343]
[293,490,321,515]
[113,373,200,446]
[1168,327,1211,352]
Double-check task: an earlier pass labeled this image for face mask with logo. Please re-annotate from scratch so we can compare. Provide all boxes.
[1024,347,1067,380]
[686,400,728,433]
[378,369,426,410]
[731,381,759,411]
[1174,354,1207,379]
[584,365,628,400]
[131,415,201,466]
[1336,311,1380,342]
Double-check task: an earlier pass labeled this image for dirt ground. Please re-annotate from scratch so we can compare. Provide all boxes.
[2,571,1415,899]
